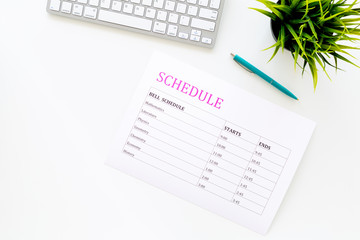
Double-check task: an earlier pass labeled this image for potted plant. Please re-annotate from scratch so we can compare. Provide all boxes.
[251,0,360,89]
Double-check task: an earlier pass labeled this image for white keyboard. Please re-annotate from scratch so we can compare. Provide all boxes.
[47,0,225,48]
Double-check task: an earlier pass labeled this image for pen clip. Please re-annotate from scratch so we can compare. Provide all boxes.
[235,60,254,74]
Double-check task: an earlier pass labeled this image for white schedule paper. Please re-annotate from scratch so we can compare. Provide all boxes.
[107,52,316,234]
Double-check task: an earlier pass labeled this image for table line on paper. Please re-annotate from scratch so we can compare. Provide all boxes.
[217,138,257,155]
[259,150,292,215]
[243,170,278,185]
[151,89,284,191]
[207,163,246,179]
[204,171,243,187]
[196,120,227,187]
[145,95,223,134]
[202,165,277,199]
[145,94,221,130]
[218,133,264,153]
[144,101,165,112]
[152,87,291,160]
[141,99,221,138]
[241,178,274,192]
[144,99,223,137]
[129,131,209,163]
[121,87,158,155]
[207,160,245,177]
[151,87,224,129]
[235,183,273,199]
[135,120,213,155]
[200,160,274,198]
[196,172,269,208]
[135,146,268,208]
[136,141,206,171]
[231,131,260,202]
[199,187,268,214]
[139,150,201,178]
[215,148,255,167]
[151,88,282,154]
[258,135,292,159]
[201,180,267,208]
[212,155,246,171]
[128,153,268,211]
[275,152,290,181]
[122,87,294,215]
[222,121,291,158]
[147,87,291,161]
[151,115,216,146]
[130,155,201,185]
[257,155,286,168]
[252,162,282,176]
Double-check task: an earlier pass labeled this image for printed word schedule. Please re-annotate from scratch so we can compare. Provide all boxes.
[123,88,290,215]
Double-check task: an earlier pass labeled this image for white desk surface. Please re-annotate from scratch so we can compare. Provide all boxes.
[1,1,359,239]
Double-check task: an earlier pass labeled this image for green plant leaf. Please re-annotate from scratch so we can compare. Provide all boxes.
[280,24,285,51]
[273,5,292,15]
[293,44,301,69]
[251,0,360,89]
[256,0,285,20]
[269,44,281,62]
[250,8,277,21]
[318,52,339,70]
[314,53,331,80]
[330,52,360,68]
[307,57,318,90]
[307,17,318,39]
[285,23,306,53]
[290,0,302,9]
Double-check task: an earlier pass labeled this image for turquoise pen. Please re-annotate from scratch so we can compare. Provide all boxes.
[231,53,298,100]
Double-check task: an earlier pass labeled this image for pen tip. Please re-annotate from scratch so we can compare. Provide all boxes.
[230,53,235,57]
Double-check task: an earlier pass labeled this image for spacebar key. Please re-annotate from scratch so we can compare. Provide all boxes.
[98,10,152,31]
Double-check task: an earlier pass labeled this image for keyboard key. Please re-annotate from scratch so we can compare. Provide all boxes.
[209,0,220,9]
[191,18,215,31]
[198,0,208,6]
[190,35,200,41]
[100,0,111,9]
[167,25,178,36]
[153,21,166,34]
[154,0,164,8]
[176,3,186,13]
[98,9,152,30]
[49,0,61,11]
[84,6,97,18]
[191,29,201,36]
[178,32,189,39]
[168,13,178,23]
[188,6,198,16]
[165,1,175,11]
[61,2,72,14]
[123,3,134,13]
[179,16,190,26]
[89,0,100,6]
[157,11,167,21]
[146,8,156,18]
[47,0,222,47]
[142,0,153,6]
[112,1,122,11]
[72,4,83,16]
[199,8,217,20]
[134,6,145,16]
[201,37,212,44]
